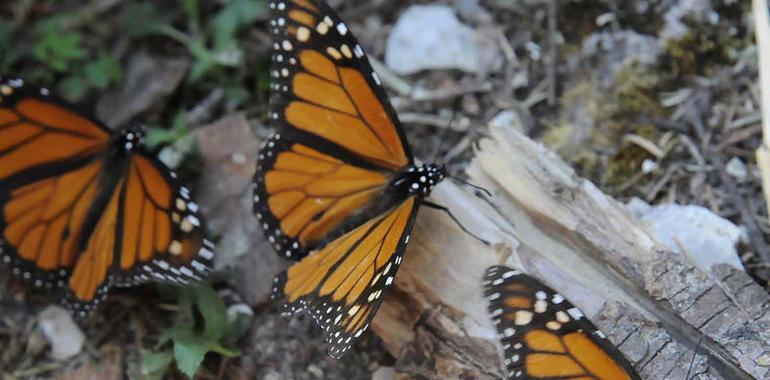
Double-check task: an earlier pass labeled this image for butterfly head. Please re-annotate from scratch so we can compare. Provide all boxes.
[115,124,146,154]
[397,163,446,198]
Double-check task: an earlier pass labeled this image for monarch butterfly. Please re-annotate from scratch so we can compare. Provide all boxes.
[483,265,641,380]
[254,0,456,358]
[0,77,214,316]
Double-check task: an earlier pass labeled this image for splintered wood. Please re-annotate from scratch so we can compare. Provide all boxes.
[755,0,770,223]
[373,121,770,379]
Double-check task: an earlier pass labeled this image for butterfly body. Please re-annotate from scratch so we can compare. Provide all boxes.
[388,163,445,199]
[0,77,214,315]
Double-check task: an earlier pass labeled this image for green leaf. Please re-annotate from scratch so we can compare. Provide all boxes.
[145,112,189,149]
[209,343,241,358]
[182,0,201,35]
[140,350,174,380]
[84,52,122,89]
[213,0,267,50]
[194,285,228,341]
[172,332,211,378]
[58,75,87,101]
[31,17,85,74]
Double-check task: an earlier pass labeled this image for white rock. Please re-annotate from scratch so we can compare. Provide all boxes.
[38,305,85,360]
[626,198,744,272]
[660,0,718,41]
[489,110,523,132]
[725,157,747,181]
[641,159,658,174]
[386,5,480,74]
[372,367,396,380]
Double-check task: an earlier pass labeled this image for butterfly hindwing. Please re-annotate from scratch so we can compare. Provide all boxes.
[271,197,418,358]
[254,133,394,260]
[483,266,641,380]
[65,152,214,315]
[110,154,213,287]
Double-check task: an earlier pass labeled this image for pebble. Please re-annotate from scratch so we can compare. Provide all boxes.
[386,5,481,74]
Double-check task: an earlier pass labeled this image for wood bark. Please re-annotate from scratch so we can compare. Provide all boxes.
[372,121,770,379]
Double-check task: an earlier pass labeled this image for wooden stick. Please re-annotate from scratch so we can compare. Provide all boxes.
[373,120,770,379]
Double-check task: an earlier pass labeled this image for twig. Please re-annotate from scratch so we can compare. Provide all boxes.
[369,57,493,101]
[546,0,558,106]
[646,164,679,202]
[398,113,470,132]
[688,102,770,264]
[410,82,493,102]
[368,57,413,97]
[187,88,224,127]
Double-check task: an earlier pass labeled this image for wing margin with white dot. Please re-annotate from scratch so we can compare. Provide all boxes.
[482,265,641,380]
[271,197,418,358]
[266,0,412,171]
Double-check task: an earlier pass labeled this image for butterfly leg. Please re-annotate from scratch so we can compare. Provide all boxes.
[422,201,490,246]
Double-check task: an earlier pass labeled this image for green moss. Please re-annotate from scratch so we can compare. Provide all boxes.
[542,61,665,188]
[660,2,749,79]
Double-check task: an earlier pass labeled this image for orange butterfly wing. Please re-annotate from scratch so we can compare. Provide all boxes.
[65,154,214,315]
[254,135,394,259]
[255,0,413,260]
[0,78,213,315]
[272,197,418,358]
[0,79,110,289]
[483,266,641,380]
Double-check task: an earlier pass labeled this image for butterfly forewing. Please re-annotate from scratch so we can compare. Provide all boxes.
[0,79,110,290]
[267,0,412,169]
[483,265,641,380]
[271,197,418,358]
[0,77,215,315]
[256,0,417,260]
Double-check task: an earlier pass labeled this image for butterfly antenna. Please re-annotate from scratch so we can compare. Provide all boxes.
[447,174,493,198]
[423,201,490,246]
[433,99,463,163]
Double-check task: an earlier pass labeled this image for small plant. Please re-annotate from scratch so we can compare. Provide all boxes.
[25,16,123,101]
[140,285,246,379]
[59,51,123,100]
[146,111,191,150]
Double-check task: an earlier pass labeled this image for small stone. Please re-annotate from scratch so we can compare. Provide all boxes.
[725,157,747,181]
[38,305,85,360]
[757,353,770,367]
[625,200,744,272]
[372,367,396,380]
[307,364,323,378]
[489,110,523,132]
[641,159,658,174]
[386,5,481,74]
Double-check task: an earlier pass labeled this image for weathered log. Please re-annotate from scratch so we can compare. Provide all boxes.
[372,121,770,379]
